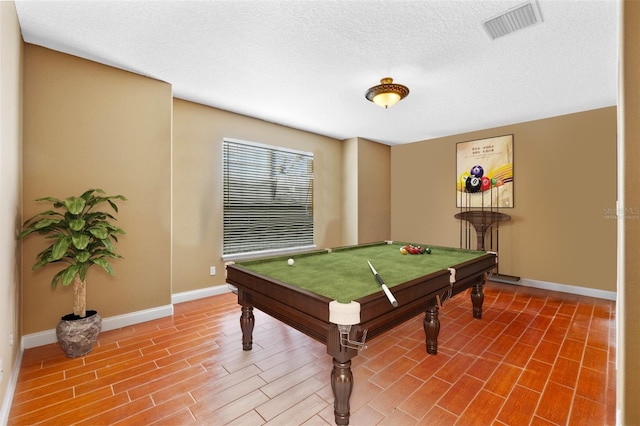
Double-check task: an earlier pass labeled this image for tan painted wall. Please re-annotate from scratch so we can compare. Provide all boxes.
[338,137,391,246]
[357,138,390,244]
[621,1,640,423]
[22,45,173,334]
[172,99,344,292]
[0,0,23,408]
[391,107,617,292]
[341,138,358,245]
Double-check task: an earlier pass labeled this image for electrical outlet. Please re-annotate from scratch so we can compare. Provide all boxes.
[9,331,14,346]
[209,266,216,276]
[0,358,3,383]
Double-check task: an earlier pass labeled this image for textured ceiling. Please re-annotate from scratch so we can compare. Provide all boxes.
[15,0,619,145]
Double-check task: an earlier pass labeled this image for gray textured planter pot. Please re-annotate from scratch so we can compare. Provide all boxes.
[56,310,102,358]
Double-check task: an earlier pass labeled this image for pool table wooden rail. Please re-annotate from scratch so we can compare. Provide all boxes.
[229,265,334,345]
[226,264,453,346]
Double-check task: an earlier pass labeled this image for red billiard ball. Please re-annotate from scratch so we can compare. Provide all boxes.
[481,176,491,191]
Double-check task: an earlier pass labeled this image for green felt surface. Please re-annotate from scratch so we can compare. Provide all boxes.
[235,242,486,303]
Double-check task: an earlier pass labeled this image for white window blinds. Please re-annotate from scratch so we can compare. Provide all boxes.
[223,139,314,256]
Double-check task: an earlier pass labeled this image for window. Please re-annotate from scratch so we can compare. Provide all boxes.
[223,138,314,258]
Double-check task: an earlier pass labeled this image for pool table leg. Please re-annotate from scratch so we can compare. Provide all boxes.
[331,358,353,425]
[240,304,254,350]
[471,274,486,319]
[424,305,440,355]
[328,325,358,425]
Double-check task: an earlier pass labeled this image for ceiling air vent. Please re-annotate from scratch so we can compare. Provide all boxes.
[483,0,543,40]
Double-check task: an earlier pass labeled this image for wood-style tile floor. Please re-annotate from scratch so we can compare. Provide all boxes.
[8,281,615,425]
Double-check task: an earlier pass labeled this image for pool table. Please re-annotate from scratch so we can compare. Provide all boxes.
[226,241,497,425]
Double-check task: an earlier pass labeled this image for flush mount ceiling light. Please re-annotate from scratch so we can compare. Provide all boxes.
[365,77,410,109]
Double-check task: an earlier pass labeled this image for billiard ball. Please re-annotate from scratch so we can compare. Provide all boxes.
[426,247,432,254]
[459,172,470,191]
[470,165,484,178]
[466,176,482,193]
[287,258,294,266]
[481,176,491,191]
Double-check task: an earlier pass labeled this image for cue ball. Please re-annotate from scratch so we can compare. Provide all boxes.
[287,258,294,266]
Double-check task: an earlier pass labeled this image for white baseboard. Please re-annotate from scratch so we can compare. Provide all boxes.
[20,279,613,350]
[21,304,174,349]
[102,304,174,331]
[171,284,232,304]
[490,276,617,301]
[0,343,23,426]
[21,285,233,350]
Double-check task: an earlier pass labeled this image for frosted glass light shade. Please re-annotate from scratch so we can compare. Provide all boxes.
[365,77,409,109]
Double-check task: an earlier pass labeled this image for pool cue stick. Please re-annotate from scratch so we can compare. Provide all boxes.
[481,185,485,250]
[459,185,463,248]
[367,261,398,307]
[463,192,468,249]
[490,183,494,251]
[467,193,471,249]
[495,184,500,274]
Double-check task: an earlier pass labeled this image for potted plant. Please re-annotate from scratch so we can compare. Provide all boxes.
[18,188,126,357]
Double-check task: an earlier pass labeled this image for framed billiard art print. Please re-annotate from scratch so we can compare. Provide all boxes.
[456,134,514,208]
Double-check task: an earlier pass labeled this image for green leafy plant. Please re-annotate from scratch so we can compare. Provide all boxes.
[18,189,126,318]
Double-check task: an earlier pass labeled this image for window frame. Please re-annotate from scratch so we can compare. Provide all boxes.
[221,137,316,262]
